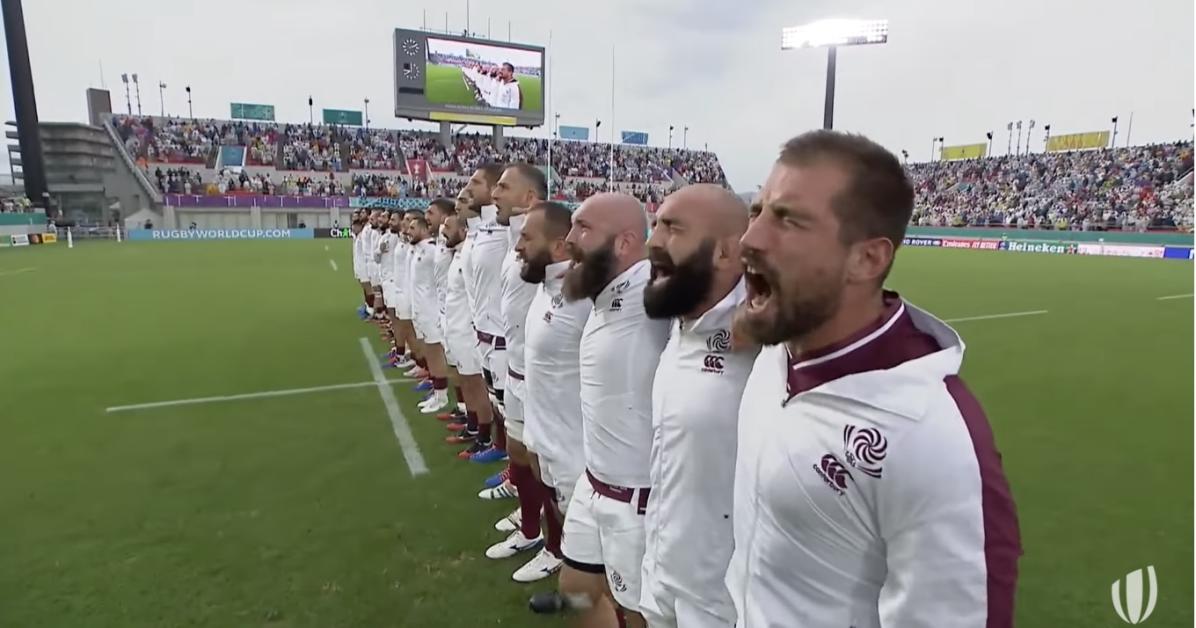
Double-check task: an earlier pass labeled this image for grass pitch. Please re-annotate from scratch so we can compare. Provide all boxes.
[0,240,1191,627]
[425,64,543,113]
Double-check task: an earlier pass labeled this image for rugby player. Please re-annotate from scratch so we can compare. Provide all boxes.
[439,189,480,422]
[518,200,591,585]
[440,205,498,457]
[427,198,468,417]
[638,185,754,628]
[351,211,371,318]
[558,193,670,628]
[482,164,550,566]
[408,206,453,413]
[458,163,510,463]
[377,211,402,357]
[727,130,1021,627]
[395,210,428,381]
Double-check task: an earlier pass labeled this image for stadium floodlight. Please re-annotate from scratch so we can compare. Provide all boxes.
[781,18,889,130]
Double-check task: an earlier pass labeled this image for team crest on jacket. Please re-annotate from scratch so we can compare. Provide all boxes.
[613,279,631,294]
[842,425,887,478]
[609,569,628,593]
[551,294,565,309]
[813,454,853,496]
[706,328,731,353]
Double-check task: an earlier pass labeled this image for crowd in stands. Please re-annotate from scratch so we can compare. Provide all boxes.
[114,115,1196,231]
[155,167,347,197]
[908,141,1194,231]
[1,196,33,212]
[280,124,348,171]
[350,173,461,199]
[154,167,205,194]
[110,116,728,185]
[116,116,287,166]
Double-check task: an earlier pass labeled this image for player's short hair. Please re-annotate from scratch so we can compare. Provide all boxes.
[502,62,514,72]
[504,163,548,201]
[403,209,424,218]
[777,130,914,250]
[409,214,429,229]
[529,201,573,240]
[476,162,505,186]
[428,198,456,215]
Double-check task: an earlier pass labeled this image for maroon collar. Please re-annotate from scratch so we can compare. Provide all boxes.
[785,292,941,401]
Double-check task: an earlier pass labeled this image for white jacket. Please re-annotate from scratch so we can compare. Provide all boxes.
[726,295,1021,628]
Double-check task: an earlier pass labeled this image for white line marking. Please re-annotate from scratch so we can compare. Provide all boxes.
[328,259,339,271]
[1156,293,1193,301]
[0,267,36,277]
[106,378,410,413]
[944,309,1049,323]
[359,337,428,476]
[324,244,329,251]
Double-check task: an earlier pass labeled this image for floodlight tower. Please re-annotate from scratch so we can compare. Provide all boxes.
[782,18,889,130]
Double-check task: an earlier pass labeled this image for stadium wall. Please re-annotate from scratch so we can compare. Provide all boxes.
[906,226,1191,246]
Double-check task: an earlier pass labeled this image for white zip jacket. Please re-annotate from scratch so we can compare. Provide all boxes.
[726,294,1021,628]
[641,279,756,623]
[579,259,670,488]
[522,259,591,465]
[499,214,538,383]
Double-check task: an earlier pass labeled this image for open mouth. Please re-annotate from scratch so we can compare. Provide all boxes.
[649,262,673,283]
[744,263,774,314]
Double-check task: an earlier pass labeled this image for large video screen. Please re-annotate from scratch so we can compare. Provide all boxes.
[394,29,545,127]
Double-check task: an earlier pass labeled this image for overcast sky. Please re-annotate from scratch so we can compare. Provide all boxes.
[2,0,1192,191]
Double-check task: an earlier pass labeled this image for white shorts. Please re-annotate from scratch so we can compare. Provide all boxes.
[480,340,507,391]
[381,279,398,308]
[445,328,482,376]
[538,454,581,513]
[561,473,648,612]
[367,262,380,286]
[638,581,734,628]
[414,313,443,344]
[353,257,365,282]
[395,288,413,319]
[503,385,524,442]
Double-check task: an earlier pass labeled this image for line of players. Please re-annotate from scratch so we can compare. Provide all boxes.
[347,130,1022,628]
[461,62,522,110]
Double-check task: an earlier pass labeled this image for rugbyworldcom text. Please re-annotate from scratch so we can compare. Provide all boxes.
[128,228,316,241]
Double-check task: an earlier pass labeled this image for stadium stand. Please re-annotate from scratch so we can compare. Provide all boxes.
[110,114,1193,231]
[109,115,727,204]
[908,141,1194,231]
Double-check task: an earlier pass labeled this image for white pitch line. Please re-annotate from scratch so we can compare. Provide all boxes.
[328,259,339,271]
[106,378,410,413]
[0,267,36,277]
[944,309,1049,323]
[1156,293,1193,301]
[324,244,329,251]
[359,337,428,476]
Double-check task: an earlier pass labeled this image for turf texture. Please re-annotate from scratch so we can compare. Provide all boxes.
[0,240,1191,627]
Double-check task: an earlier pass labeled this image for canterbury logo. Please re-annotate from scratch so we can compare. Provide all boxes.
[702,354,724,372]
[813,454,852,495]
[1112,566,1158,624]
[843,425,887,478]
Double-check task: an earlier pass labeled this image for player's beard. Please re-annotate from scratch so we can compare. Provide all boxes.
[520,247,554,284]
[444,232,464,248]
[562,236,616,303]
[644,239,715,320]
[736,248,844,347]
